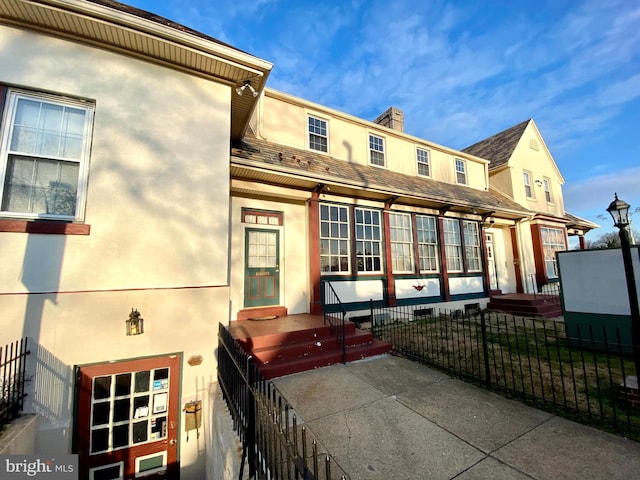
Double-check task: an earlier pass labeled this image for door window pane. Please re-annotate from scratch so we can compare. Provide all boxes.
[112,424,129,449]
[135,371,150,393]
[132,421,148,444]
[113,398,130,422]
[92,402,110,426]
[91,428,109,453]
[115,373,131,396]
[93,377,111,400]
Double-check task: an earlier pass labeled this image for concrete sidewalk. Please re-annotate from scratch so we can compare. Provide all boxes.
[273,355,640,480]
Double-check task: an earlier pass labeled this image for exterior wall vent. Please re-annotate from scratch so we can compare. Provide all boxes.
[530,138,539,151]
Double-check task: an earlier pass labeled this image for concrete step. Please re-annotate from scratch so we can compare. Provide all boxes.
[243,325,392,379]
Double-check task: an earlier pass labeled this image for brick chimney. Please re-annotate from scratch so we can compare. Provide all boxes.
[374,106,404,132]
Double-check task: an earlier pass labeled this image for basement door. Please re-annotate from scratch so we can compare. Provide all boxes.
[244,228,280,307]
[75,354,181,480]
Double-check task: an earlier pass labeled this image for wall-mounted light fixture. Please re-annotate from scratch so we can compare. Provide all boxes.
[235,80,258,97]
[535,179,543,187]
[126,308,144,336]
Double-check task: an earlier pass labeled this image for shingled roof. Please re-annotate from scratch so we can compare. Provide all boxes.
[462,119,531,170]
[232,135,531,219]
[86,0,244,53]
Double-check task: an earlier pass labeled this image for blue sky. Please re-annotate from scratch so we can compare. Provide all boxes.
[127,0,640,243]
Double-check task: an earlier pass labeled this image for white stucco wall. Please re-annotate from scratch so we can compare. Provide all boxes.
[0,25,232,479]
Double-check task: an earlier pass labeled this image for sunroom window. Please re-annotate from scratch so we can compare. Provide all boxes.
[319,204,350,273]
[355,207,382,273]
[416,215,438,272]
[389,212,414,273]
[0,89,94,221]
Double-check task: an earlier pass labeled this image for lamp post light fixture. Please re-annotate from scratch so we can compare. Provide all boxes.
[126,308,144,336]
[607,193,640,385]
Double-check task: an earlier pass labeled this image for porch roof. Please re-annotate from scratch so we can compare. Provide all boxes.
[231,135,532,220]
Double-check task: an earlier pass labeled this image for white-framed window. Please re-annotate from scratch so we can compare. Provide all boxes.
[540,226,565,279]
[308,115,328,153]
[523,170,534,199]
[369,134,385,167]
[354,207,382,273]
[319,204,350,273]
[443,218,463,272]
[389,212,414,273]
[0,89,94,221]
[416,214,438,272]
[455,158,467,185]
[543,177,552,203]
[416,147,430,177]
[463,221,482,272]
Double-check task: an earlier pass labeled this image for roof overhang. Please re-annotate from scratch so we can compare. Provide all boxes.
[0,0,272,139]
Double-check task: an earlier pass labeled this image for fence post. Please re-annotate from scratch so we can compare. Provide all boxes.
[246,356,256,479]
[370,299,375,338]
[480,311,491,389]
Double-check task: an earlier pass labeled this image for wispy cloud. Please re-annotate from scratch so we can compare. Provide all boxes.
[129,0,640,228]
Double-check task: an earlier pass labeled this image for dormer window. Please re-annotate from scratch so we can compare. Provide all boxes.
[417,148,430,177]
[369,134,385,167]
[308,115,328,152]
[455,158,467,185]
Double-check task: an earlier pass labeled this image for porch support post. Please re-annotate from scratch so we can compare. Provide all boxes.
[510,225,524,293]
[578,235,586,250]
[479,222,491,295]
[530,223,547,291]
[383,206,396,306]
[437,215,451,301]
[308,194,322,314]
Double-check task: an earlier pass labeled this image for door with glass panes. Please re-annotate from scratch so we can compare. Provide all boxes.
[75,354,181,479]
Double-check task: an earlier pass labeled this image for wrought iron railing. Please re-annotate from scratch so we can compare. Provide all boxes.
[370,304,640,441]
[321,281,347,364]
[218,323,349,479]
[528,274,562,306]
[1,337,30,430]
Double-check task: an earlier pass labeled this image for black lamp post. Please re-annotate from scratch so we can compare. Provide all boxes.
[607,193,640,385]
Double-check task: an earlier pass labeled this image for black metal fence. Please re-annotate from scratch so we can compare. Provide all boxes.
[1,337,30,431]
[218,323,349,480]
[370,304,640,440]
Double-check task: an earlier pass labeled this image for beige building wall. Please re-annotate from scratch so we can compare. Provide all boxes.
[486,225,517,293]
[0,26,231,478]
[259,91,489,191]
[230,187,310,320]
[505,124,566,218]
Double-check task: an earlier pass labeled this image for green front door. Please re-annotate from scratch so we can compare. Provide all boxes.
[244,228,280,307]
